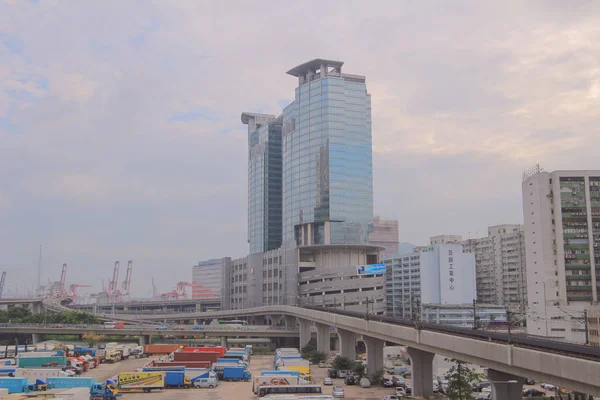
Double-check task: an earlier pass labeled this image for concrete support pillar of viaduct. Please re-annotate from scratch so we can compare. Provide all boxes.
[31,333,41,345]
[220,337,228,348]
[284,316,296,329]
[362,336,384,380]
[406,347,435,397]
[298,318,312,349]
[337,329,357,360]
[139,334,151,346]
[315,323,330,353]
[487,369,525,400]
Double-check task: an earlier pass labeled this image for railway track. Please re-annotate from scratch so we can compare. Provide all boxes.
[305,305,600,362]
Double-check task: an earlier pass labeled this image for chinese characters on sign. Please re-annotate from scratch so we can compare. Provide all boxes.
[448,250,454,290]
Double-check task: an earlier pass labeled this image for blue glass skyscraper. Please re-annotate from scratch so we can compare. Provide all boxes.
[282,59,374,246]
[242,113,283,254]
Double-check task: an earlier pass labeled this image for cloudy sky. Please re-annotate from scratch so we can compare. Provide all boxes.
[1,1,599,298]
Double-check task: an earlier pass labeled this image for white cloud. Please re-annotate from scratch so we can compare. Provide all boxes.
[0,0,599,294]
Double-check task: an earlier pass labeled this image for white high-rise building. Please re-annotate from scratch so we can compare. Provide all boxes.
[384,243,476,319]
[462,225,527,310]
[522,167,600,343]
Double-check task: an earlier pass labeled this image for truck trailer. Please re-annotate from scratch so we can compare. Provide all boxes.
[117,372,165,392]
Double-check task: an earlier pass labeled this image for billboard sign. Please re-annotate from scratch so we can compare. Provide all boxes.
[356,264,386,275]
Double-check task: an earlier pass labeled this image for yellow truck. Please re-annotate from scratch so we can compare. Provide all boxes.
[282,366,312,383]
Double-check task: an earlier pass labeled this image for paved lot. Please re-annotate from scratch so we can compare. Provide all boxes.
[83,355,553,400]
[118,355,396,400]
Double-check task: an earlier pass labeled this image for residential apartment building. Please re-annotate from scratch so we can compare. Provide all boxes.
[208,59,395,311]
[522,167,600,343]
[462,225,527,310]
[384,243,476,320]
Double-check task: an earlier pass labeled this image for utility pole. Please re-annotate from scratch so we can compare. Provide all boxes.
[584,309,589,345]
[473,299,478,330]
[506,306,512,344]
[365,297,370,321]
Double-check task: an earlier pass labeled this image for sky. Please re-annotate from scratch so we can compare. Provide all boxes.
[0,1,599,298]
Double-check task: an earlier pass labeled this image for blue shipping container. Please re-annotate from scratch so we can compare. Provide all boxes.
[0,377,27,393]
[164,371,187,387]
[260,370,300,376]
[47,377,95,389]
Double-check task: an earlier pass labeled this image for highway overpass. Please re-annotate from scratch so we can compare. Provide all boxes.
[0,323,299,346]
[90,304,600,398]
[70,298,220,314]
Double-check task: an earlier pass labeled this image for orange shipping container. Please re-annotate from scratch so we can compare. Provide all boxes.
[143,344,182,355]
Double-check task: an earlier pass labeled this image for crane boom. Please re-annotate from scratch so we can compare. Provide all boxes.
[110,261,120,291]
[121,260,132,294]
[0,272,6,299]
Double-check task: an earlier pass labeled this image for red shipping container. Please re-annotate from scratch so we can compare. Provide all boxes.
[173,351,219,363]
[155,361,211,369]
[182,346,226,357]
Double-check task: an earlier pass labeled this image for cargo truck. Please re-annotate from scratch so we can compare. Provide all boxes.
[15,368,66,381]
[47,377,95,390]
[164,371,192,388]
[221,366,251,381]
[0,377,28,393]
[16,355,67,368]
[117,372,165,392]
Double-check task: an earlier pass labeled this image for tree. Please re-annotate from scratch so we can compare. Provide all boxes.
[443,358,482,400]
[352,362,366,378]
[331,356,354,371]
[308,351,327,365]
[82,333,104,347]
[300,338,317,358]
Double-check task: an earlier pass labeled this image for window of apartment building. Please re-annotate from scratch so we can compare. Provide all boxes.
[550,328,566,332]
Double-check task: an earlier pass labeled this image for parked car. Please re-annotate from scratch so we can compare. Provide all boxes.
[337,370,348,378]
[332,386,345,398]
[323,377,333,386]
[155,325,168,330]
[382,377,394,388]
[327,369,338,379]
[433,380,440,393]
[541,383,555,391]
[318,361,329,368]
[523,388,546,397]
[524,378,536,385]
[344,375,357,385]
[395,387,406,396]
[476,393,492,400]
[193,377,218,388]
[384,396,399,400]
[359,378,371,388]
[474,381,490,392]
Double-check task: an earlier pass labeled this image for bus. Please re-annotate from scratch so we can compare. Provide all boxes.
[103,321,125,329]
[257,385,323,398]
[218,320,248,327]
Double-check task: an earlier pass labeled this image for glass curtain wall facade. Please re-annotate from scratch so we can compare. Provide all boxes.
[282,59,374,246]
[244,113,283,254]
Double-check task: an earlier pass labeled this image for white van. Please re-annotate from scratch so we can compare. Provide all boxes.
[193,377,219,388]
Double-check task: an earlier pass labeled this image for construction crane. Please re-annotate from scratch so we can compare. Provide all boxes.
[0,272,6,299]
[68,284,91,304]
[121,261,133,296]
[161,281,192,300]
[108,261,120,292]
